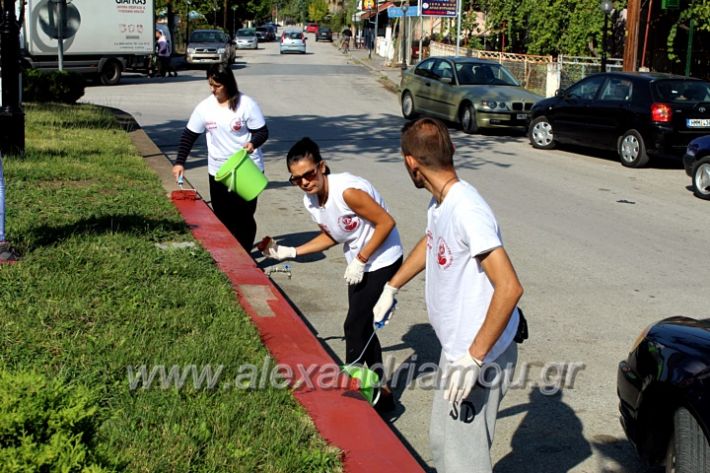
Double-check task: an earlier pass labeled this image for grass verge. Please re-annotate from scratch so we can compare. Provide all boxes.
[0,103,341,472]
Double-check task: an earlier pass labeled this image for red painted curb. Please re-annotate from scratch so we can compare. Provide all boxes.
[171,193,424,472]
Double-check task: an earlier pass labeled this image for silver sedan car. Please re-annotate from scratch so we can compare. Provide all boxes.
[234,28,258,49]
[400,56,543,134]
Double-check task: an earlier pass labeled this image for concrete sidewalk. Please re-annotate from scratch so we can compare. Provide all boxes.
[340,43,405,95]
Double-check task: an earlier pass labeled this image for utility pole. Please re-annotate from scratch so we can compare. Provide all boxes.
[0,0,25,156]
[623,0,641,71]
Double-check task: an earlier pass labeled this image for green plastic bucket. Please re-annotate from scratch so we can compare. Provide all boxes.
[342,365,381,405]
[214,149,268,201]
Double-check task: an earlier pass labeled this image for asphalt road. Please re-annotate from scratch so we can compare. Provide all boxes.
[81,37,709,472]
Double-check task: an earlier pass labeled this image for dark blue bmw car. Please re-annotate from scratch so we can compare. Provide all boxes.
[683,135,710,200]
[617,316,710,472]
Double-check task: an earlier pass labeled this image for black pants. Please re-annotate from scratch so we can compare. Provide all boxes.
[209,174,258,251]
[345,256,402,382]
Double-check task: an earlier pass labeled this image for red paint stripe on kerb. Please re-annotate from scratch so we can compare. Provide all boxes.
[171,195,424,472]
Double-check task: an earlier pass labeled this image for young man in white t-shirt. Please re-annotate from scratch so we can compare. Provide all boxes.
[373,117,523,473]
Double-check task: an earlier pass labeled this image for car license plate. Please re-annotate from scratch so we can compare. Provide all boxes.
[687,118,710,128]
[516,113,528,120]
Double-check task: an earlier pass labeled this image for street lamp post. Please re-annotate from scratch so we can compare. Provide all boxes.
[600,0,612,71]
[184,0,191,43]
[231,5,236,35]
[400,2,408,73]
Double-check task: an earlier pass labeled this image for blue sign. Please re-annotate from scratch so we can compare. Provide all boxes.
[387,7,420,17]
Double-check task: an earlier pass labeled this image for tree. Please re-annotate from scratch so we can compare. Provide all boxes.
[308,0,329,22]
[667,0,710,62]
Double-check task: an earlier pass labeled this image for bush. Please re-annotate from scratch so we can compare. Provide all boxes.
[0,370,117,472]
[23,69,85,104]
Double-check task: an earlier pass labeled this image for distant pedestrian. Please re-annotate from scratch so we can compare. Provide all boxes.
[156,29,177,77]
[340,25,353,52]
[373,117,523,473]
[172,64,269,251]
[259,137,403,413]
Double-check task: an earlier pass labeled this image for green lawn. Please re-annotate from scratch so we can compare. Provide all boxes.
[0,103,341,472]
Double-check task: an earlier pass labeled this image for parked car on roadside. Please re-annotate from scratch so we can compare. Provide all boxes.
[315,26,332,42]
[617,316,710,472]
[529,72,710,168]
[186,29,234,65]
[234,28,258,49]
[683,135,710,200]
[400,56,543,134]
[255,26,276,42]
[280,29,306,54]
[305,22,318,33]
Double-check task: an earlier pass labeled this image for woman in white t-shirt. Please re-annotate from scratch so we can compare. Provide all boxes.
[172,64,269,252]
[260,137,403,412]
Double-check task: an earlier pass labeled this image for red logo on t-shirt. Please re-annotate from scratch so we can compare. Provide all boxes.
[339,215,359,232]
[436,237,453,269]
[230,118,243,132]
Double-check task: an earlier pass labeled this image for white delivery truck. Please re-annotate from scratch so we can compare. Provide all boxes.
[20,0,155,85]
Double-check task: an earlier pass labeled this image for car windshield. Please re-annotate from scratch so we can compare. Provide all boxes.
[190,31,223,43]
[653,80,710,103]
[237,28,256,37]
[455,63,519,86]
[285,32,303,39]
[319,28,331,33]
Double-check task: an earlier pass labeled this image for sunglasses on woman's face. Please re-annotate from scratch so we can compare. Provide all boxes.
[289,166,320,185]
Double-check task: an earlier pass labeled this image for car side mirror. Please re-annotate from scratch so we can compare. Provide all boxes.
[440,77,453,85]
[554,88,563,97]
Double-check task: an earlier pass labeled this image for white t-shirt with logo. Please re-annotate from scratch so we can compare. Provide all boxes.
[425,180,519,363]
[186,94,266,175]
[304,173,403,272]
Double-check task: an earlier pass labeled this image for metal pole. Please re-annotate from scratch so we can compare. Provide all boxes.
[57,0,66,70]
[0,0,25,156]
[685,18,694,76]
[601,12,608,71]
[455,0,461,56]
[401,4,408,72]
[373,1,379,57]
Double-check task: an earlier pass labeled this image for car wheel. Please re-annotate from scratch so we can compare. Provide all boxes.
[459,103,479,134]
[98,59,122,85]
[401,91,417,120]
[618,130,650,168]
[666,407,710,473]
[529,116,556,150]
[691,157,710,200]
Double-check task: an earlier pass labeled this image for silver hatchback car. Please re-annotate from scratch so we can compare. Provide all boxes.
[235,28,258,49]
[280,29,306,54]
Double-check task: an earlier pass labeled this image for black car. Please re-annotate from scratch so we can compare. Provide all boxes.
[529,72,710,167]
[255,26,276,42]
[683,134,710,200]
[617,316,710,471]
[315,26,332,42]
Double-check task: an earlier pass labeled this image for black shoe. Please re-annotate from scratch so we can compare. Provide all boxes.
[373,387,396,413]
[0,242,20,262]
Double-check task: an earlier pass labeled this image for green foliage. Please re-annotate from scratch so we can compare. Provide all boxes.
[475,0,625,56]
[0,370,117,472]
[667,1,710,62]
[23,69,85,104]
[308,0,329,22]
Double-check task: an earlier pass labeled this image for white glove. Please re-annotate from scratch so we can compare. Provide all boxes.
[262,239,296,261]
[443,352,483,404]
[373,284,398,328]
[343,258,366,285]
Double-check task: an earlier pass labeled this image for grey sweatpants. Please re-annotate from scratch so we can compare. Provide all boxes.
[430,342,518,473]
